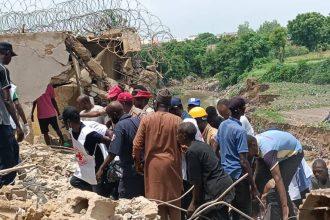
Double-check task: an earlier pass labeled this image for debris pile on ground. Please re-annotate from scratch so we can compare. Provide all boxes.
[299,189,330,220]
[0,142,158,220]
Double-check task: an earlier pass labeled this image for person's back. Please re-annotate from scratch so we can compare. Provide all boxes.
[142,111,182,159]
[36,84,57,119]
[256,130,302,160]
[187,140,233,202]
[114,116,140,167]
[218,117,248,180]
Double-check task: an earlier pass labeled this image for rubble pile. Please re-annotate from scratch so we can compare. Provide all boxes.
[299,189,330,220]
[0,142,158,220]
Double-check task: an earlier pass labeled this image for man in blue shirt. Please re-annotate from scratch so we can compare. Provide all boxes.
[217,97,258,220]
[96,101,144,199]
[248,130,304,220]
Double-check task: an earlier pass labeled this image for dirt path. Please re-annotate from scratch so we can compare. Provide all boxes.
[281,107,329,126]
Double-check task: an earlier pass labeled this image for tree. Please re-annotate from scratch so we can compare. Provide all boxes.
[269,27,287,62]
[258,20,282,36]
[237,21,254,36]
[287,12,327,51]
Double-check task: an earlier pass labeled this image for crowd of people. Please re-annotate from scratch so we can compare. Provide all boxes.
[0,41,329,220]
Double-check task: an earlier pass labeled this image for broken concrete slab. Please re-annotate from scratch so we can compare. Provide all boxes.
[299,189,330,220]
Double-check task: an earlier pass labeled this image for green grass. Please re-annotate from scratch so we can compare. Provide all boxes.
[262,82,330,111]
[253,109,285,124]
[286,50,330,63]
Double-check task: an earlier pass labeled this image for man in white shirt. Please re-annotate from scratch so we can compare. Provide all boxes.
[77,95,106,124]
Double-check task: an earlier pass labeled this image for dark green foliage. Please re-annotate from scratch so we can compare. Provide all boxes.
[288,12,328,51]
[138,12,330,88]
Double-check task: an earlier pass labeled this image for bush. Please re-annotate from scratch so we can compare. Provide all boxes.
[261,58,330,84]
[284,44,309,57]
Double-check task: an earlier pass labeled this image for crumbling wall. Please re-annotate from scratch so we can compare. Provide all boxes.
[0,32,71,105]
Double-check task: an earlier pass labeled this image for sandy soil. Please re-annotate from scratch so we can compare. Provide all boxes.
[281,107,329,126]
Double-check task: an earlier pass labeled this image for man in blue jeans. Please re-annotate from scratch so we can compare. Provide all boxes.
[0,42,24,187]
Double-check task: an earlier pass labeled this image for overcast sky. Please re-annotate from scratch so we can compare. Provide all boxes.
[141,0,330,39]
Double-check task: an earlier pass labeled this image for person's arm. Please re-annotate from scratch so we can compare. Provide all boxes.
[31,100,37,122]
[271,164,289,220]
[80,110,104,118]
[96,153,116,182]
[132,118,146,174]
[239,152,258,197]
[14,100,27,124]
[237,130,259,197]
[188,183,202,217]
[2,89,24,141]
[51,98,60,116]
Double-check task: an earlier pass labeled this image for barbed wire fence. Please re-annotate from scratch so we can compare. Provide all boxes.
[0,0,173,76]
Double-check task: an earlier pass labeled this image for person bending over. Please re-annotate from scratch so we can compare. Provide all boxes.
[177,122,234,220]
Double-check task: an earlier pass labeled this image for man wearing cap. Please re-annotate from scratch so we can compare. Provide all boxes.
[189,107,219,157]
[0,42,25,187]
[133,90,154,117]
[117,92,142,117]
[133,89,183,220]
[187,98,201,112]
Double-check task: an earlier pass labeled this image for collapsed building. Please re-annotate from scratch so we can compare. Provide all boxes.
[0,29,161,140]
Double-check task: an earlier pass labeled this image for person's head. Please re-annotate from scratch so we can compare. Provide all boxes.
[107,85,124,101]
[187,98,201,112]
[247,135,259,160]
[0,42,17,65]
[76,95,93,111]
[205,106,218,122]
[177,122,197,147]
[117,92,133,114]
[169,97,184,117]
[217,99,231,119]
[312,159,329,185]
[62,106,81,132]
[228,97,246,119]
[133,90,152,110]
[154,89,172,112]
[105,101,124,124]
[189,107,208,133]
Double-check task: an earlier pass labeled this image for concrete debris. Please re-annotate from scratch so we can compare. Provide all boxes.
[299,189,330,220]
[0,142,158,220]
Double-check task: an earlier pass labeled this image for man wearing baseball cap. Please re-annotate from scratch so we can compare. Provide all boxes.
[187,98,201,112]
[0,42,24,187]
[189,107,219,157]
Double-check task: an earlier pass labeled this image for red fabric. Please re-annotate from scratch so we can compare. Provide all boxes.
[117,92,133,102]
[107,85,123,100]
[36,84,57,119]
[133,90,152,99]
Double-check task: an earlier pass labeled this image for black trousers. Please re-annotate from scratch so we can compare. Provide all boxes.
[231,178,252,220]
[0,125,19,187]
[255,152,304,220]
[181,180,193,220]
[70,175,116,198]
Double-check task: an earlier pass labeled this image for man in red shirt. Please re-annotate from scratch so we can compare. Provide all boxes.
[31,84,64,145]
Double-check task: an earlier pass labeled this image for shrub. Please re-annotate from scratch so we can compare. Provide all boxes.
[284,44,309,57]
